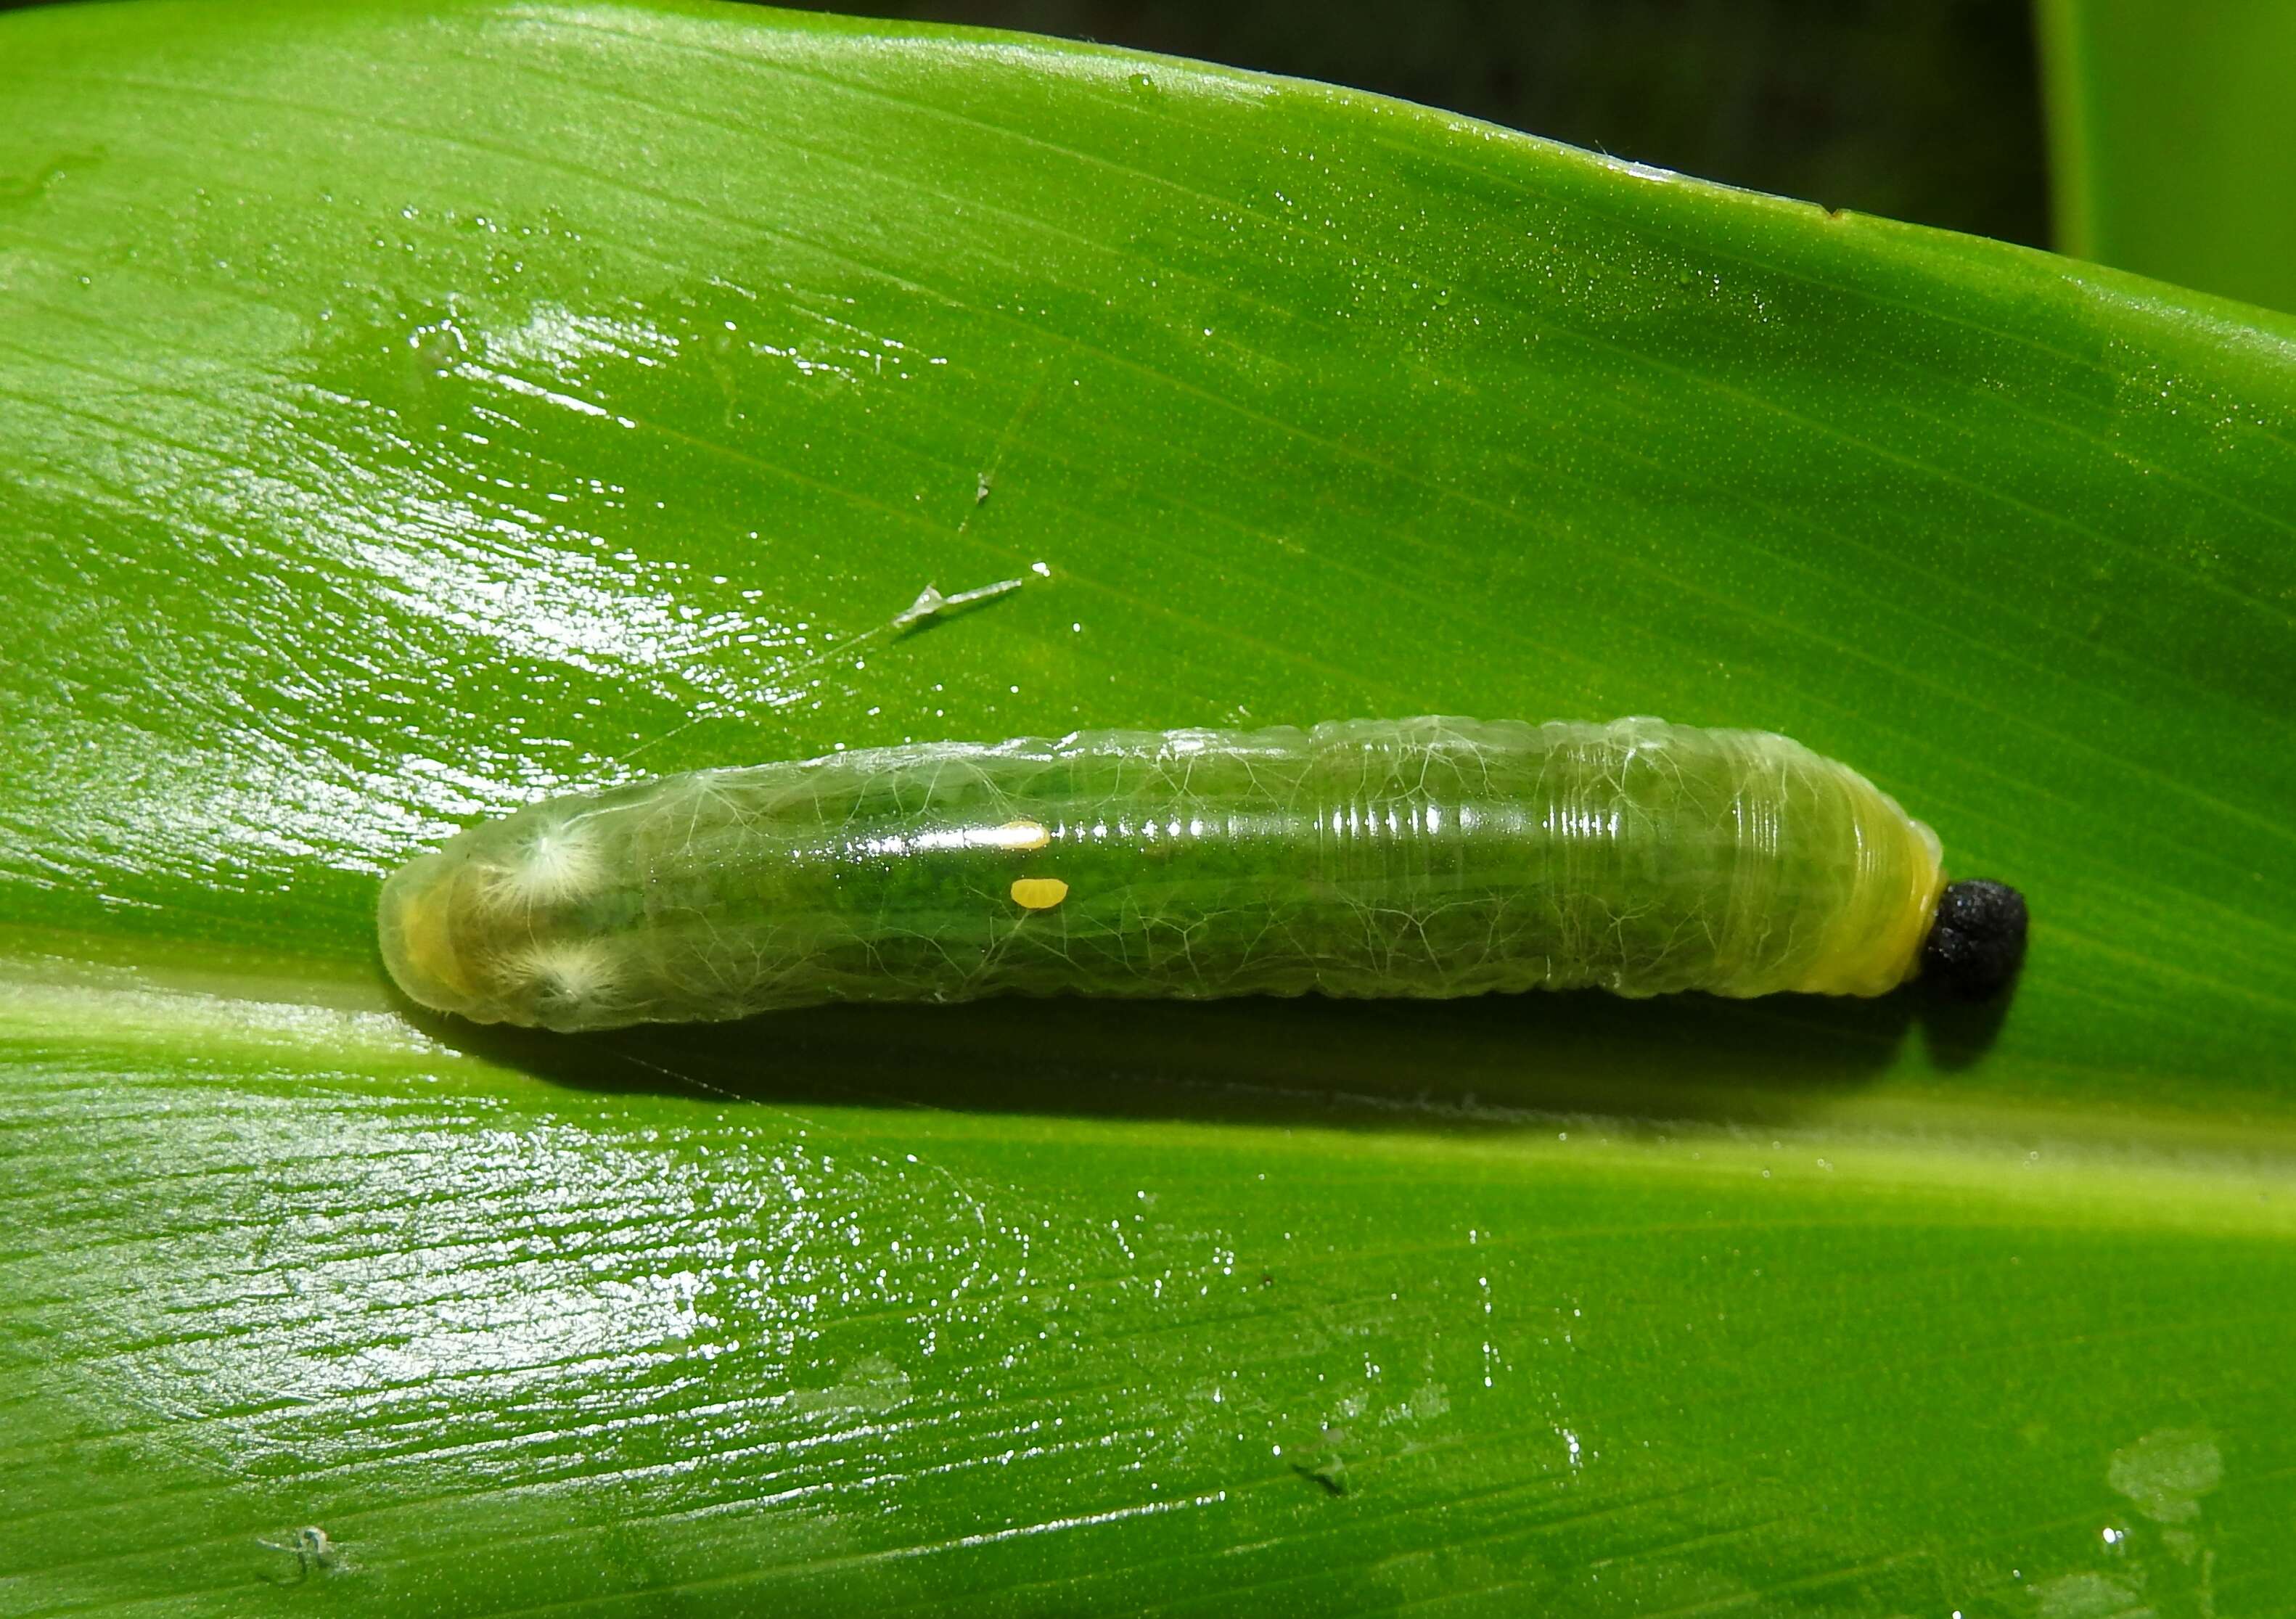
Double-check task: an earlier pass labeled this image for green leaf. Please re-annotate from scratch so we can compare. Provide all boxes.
[2038,0,2296,313]
[4,1,2293,1612]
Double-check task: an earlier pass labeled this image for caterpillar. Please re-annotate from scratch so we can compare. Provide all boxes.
[378,716,2028,1033]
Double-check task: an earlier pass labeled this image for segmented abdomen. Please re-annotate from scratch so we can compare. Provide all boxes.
[378,717,1945,1032]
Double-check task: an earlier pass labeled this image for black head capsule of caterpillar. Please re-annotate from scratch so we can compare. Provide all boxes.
[1918,879,2029,1001]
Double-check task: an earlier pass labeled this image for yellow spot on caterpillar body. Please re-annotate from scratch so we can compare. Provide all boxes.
[1011,876,1069,911]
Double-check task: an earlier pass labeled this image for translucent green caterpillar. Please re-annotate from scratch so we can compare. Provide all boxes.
[379,717,2028,1033]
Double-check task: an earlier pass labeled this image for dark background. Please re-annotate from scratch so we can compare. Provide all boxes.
[0,0,2052,247]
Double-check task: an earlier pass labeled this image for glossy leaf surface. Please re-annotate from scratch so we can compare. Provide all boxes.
[4,1,2295,1612]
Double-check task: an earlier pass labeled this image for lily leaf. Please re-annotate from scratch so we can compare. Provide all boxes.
[4,1,2293,1612]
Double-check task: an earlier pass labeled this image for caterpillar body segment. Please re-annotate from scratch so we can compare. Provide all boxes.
[380,717,2018,1033]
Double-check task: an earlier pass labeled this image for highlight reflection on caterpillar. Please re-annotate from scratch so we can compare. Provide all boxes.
[380,717,2028,1033]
